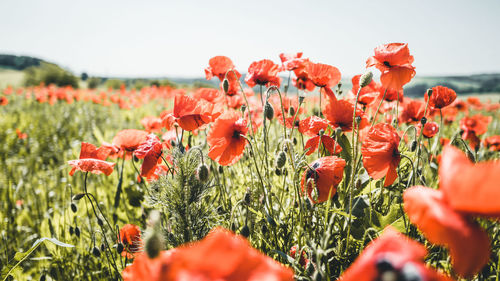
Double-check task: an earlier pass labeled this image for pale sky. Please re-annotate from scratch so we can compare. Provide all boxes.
[1,0,499,78]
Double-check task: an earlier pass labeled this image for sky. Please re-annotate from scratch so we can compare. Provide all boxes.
[1,0,499,78]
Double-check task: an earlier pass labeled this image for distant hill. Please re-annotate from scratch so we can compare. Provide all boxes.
[0,54,44,70]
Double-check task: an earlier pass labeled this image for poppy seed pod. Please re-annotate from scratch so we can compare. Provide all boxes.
[117,242,124,254]
[72,193,85,201]
[197,164,209,182]
[69,226,74,236]
[410,140,418,152]
[426,88,433,97]
[264,101,274,120]
[420,117,427,125]
[92,246,101,257]
[241,104,246,113]
[276,151,287,168]
[298,94,305,105]
[222,78,230,94]
[75,226,80,237]
[289,106,296,117]
[359,71,373,88]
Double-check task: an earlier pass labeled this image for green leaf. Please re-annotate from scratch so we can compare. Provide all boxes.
[1,237,74,281]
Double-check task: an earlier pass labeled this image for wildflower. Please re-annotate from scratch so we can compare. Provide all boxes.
[323,93,368,132]
[421,122,439,138]
[459,114,491,150]
[350,74,380,106]
[484,135,500,151]
[205,56,235,81]
[304,62,341,88]
[279,52,306,71]
[245,59,281,88]
[140,116,163,133]
[207,110,248,166]
[300,116,342,156]
[300,156,346,203]
[134,134,163,179]
[68,142,115,176]
[426,86,457,109]
[173,93,214,131]
[361,123,401,187]
[119,224,143,259]
[399,98,425,124]
[112,129,149,152]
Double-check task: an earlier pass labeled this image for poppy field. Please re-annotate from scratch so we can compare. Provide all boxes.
[1,43,500,280]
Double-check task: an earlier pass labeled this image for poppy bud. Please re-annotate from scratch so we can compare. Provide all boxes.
[319,129,325,136]
[355,178,362,189]
[145,230,163,259]
[426,88,433,97]
[298,94,305,105]
[359,71,373,88]
[275,151,287,168]
[69,226,74,235]
[70,203,77,213]
[72,193,85,201]
[420,117,427,125]
[410,140,418,152]
[40,274,46,281]
[293,137,298,145]
[274,168,282,176]
[100,243,105,252]
[75,226,80,237]
[264,102,274,120]
[97,217,103,226]
[197,164,209,182]
[133,155,139,162]
[355,116,362,124]
[240,225,250,238]
[218,165,223,174]
[244,188,251,205]
[92,246,101,257]
[117,242,124,254]
[241,105,246,113]
[289,106,295,117]
[222,78,229,94]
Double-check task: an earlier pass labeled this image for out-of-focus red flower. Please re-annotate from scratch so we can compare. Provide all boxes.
[0,96,8,106]
[292,61,315,92]
[222,70,243,96]
[68,142,115,176]
[399,98,425,124]
[289,246,309,268]
[459,114,491,150]
[245,59,281,88]
[350,74,380,106]
[193,88,223,104]
[422,122,439,138]
[484,135,500,151]
[379,87,403,102]
[123,227,294,281]
[205,56,235,81]
[323,94,368,132]
[366,43,416,91]
[467,96,483,109]
[173,93,214,131]
[119,224,143,259]
[361,123,401,187]
[112,129,149,152]
[304,62,341,88]
[299,116,341,156]
[279,52,306,71]
[426,86,457,109]
[140,116,163,133]
[300,156,345,203]
[403,186,490,278]
[135,134,163,179]
[207,111,248,166]
[440,145,500,218]
[339,226,453,281]
[15,128,28,139]
[298,116,328,137]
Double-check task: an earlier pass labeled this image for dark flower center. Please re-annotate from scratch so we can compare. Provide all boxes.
[233,130,242,139]
[383,61,392,67]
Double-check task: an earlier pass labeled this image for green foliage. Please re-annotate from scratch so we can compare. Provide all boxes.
[87,77,101,89]
[23,62,79,88]
[105,79,124,89]
[0,54,42,70]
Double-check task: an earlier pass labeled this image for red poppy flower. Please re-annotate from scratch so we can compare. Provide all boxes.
[299,116,342,156]
[123,227,294,281]
[192,88,223,104]
[112,129,149,152]
[68,142,115,176]
[140,116,163,133]
[379,87,404,102]
[467,97,483,109]
[173,93,214,131]
[366,43,416,91]
[339,226,452,281]
[399,98,425,124]
[300,156,346,203]
[279,52,306,71]
[292,61,315,92]
[350,74,380,106]
[484,135,500,151]
[245,59,281,88]
[15,128,27,139]
[207,110,248,166]
[403,186,490,277]
[421,122,439,138]
[361,123,401,187]
[289,245,309,268]
[303,62,341,88]
[304,135,342,156]
[459,114,491,150]
[298,116,328,137]
[135,134,163,179]
[222,70,243,96]
[0,96,8,106]
[440,145,500,218]
[119,224,143,259]
[323,94,369,132]
[205,56,235,81]
[425,86,457,109]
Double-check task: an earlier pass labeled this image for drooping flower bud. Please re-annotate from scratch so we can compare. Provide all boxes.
[359,71,373,88]
[264,101,274,120]
[70,203,77,213]
[426,88,433,97]
[197,164,209,182]
[275,151,287,168]
[222,78,229,94]
[92,246,101,257]
[72,193,85,201]
[289,106,295,117]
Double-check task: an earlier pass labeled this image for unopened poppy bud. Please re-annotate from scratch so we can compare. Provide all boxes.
[319,129,325,136]
[92,246,101,257]
[241,105,246,113]
[70,203,77,213]
[145,230,163,259]
[197,164,209,182]
[275,168,282,176]
[359,71,373,88]
[355,116,362,124]
[426,88,433,97]
[355,179,362,189]
[420,117,427,125]
[97,217,103,226]
[410,140,418,152]
[69,226,74,235]
[100,243,105,252]
[117,242,124,254]
[222,78,229,94]
[244,188,251,205]
[298,94,305,104]
[240,225,250,238]
[72,193,85,201]
[293,137,298,145]
[276,151,287,168]
[289,106,295,117]
[218,165,223,174]
[75,226,80,237]
[264,101,274,120]
[40,274,46,281]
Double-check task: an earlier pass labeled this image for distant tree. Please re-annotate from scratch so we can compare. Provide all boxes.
[81,72,89,81]
[23,62,79,88]
[87,77,101,89]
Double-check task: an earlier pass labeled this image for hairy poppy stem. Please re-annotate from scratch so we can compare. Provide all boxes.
[114,156,125,208]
